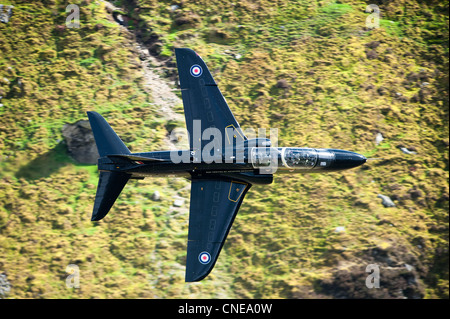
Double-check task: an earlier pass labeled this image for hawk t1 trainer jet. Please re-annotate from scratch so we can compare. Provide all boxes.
[87,48,366,282]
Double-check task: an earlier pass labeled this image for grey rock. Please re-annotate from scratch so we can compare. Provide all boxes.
[399,147,417,155]
[405,263,414,272]
[173,199,184,207]
[276,79,290,89]
[151,191,160,201]
[62,120,99,164]
[334,226,346,233]
[116,14,124,23]
[0,273,11,298]
[375,132,384,145]
[0,5,14,24]
[377,194,396,207]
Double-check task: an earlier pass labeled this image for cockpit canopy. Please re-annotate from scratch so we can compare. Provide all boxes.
[250,147,319,169]
[251,147,276,167]
[282,148,318,168]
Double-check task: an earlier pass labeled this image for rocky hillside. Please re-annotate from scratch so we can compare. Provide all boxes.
[0,0,448,298]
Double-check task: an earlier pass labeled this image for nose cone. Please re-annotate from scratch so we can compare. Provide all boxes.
[333,151,366,170]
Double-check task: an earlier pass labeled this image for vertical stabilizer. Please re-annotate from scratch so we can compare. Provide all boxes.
[87,111,130,156]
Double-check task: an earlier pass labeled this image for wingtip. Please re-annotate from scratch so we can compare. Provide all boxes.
[185,243,217,282]
[90,213,101,221]
[174,47,198,56]
[90,209,105,221]
[185,269,212,282]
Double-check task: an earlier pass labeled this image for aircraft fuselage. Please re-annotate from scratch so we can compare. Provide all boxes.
[99,147,366,184]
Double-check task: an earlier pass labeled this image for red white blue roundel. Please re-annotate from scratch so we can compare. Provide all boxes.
[198,251,211,264]
[190,64,202,77]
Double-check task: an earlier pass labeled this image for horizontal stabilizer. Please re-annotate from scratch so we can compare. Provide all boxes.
[91,171,130,221]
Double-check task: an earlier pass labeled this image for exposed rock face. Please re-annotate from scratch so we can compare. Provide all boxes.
[316,245,425,299]
[62,120,99,164]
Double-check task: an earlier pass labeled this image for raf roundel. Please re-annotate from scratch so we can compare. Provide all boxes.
[190,64,203,77]
[198,251,211,264]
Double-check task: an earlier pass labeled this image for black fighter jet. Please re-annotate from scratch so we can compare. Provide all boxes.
[87,48,366,282]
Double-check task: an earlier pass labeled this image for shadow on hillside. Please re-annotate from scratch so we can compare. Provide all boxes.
[15,143,74,180]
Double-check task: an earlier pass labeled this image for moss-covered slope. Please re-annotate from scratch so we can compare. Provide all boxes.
[0,0,448,298]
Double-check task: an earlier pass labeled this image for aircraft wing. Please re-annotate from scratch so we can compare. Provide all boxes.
[185,177,251,282]
[175,48,247,151]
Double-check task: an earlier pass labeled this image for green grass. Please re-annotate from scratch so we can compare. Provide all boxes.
[380,19,404,37]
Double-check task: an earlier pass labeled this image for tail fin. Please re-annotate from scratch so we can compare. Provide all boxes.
[87,111,130,156]
[87,111,131,221]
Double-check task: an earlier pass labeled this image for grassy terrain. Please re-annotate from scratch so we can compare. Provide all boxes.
[0,0,448,298]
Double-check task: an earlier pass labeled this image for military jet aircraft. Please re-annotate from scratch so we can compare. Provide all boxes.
[87,48,366,282]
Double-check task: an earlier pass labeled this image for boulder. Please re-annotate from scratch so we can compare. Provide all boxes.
[151,191,161,201]
[173,199,184,207]
[399,147,417,155]
[334,226,346,233]
[375,132,384,145]
[276,79,290,89]
[0,5,14,24]
[377,194,396,207]
[62,120,99,164]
